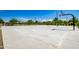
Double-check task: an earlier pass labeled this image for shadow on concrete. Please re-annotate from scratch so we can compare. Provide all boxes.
[51,29,73,31]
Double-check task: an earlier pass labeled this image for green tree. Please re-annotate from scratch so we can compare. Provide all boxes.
[45,21,52,25]
[68,19,73,25]
[57,20,63,25]
[53,17,58,21]
[34,20,39,24]
[9,18,19,25]
[53,17,58,25]
[26,20,34,25]
[63,20,68,26]
[68,17,78,26]
[0,18,4,24]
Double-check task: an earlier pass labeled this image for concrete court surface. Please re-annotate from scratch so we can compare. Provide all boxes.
[1,25,79,49]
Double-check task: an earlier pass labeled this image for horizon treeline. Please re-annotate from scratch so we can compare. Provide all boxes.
[0,17,79,27]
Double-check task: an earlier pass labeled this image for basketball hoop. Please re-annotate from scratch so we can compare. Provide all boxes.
[59,10,75,30]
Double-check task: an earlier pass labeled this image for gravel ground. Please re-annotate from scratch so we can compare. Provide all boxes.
[1,25,79,49]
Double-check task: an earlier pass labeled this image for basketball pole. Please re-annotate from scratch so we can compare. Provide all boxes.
[59,11,75,30]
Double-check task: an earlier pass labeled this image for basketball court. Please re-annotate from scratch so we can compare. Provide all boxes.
[1,25,79,49]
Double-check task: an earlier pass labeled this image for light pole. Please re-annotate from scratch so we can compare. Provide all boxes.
[59,11,75,30]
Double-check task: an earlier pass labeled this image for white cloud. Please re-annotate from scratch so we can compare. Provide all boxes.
[48,19,53,21]
[41,19,53,22]
[41,19,48,22]
[18,17,53,22]
[18,17,29,22]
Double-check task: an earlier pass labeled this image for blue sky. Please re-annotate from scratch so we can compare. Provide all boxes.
[0,10,79,21]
